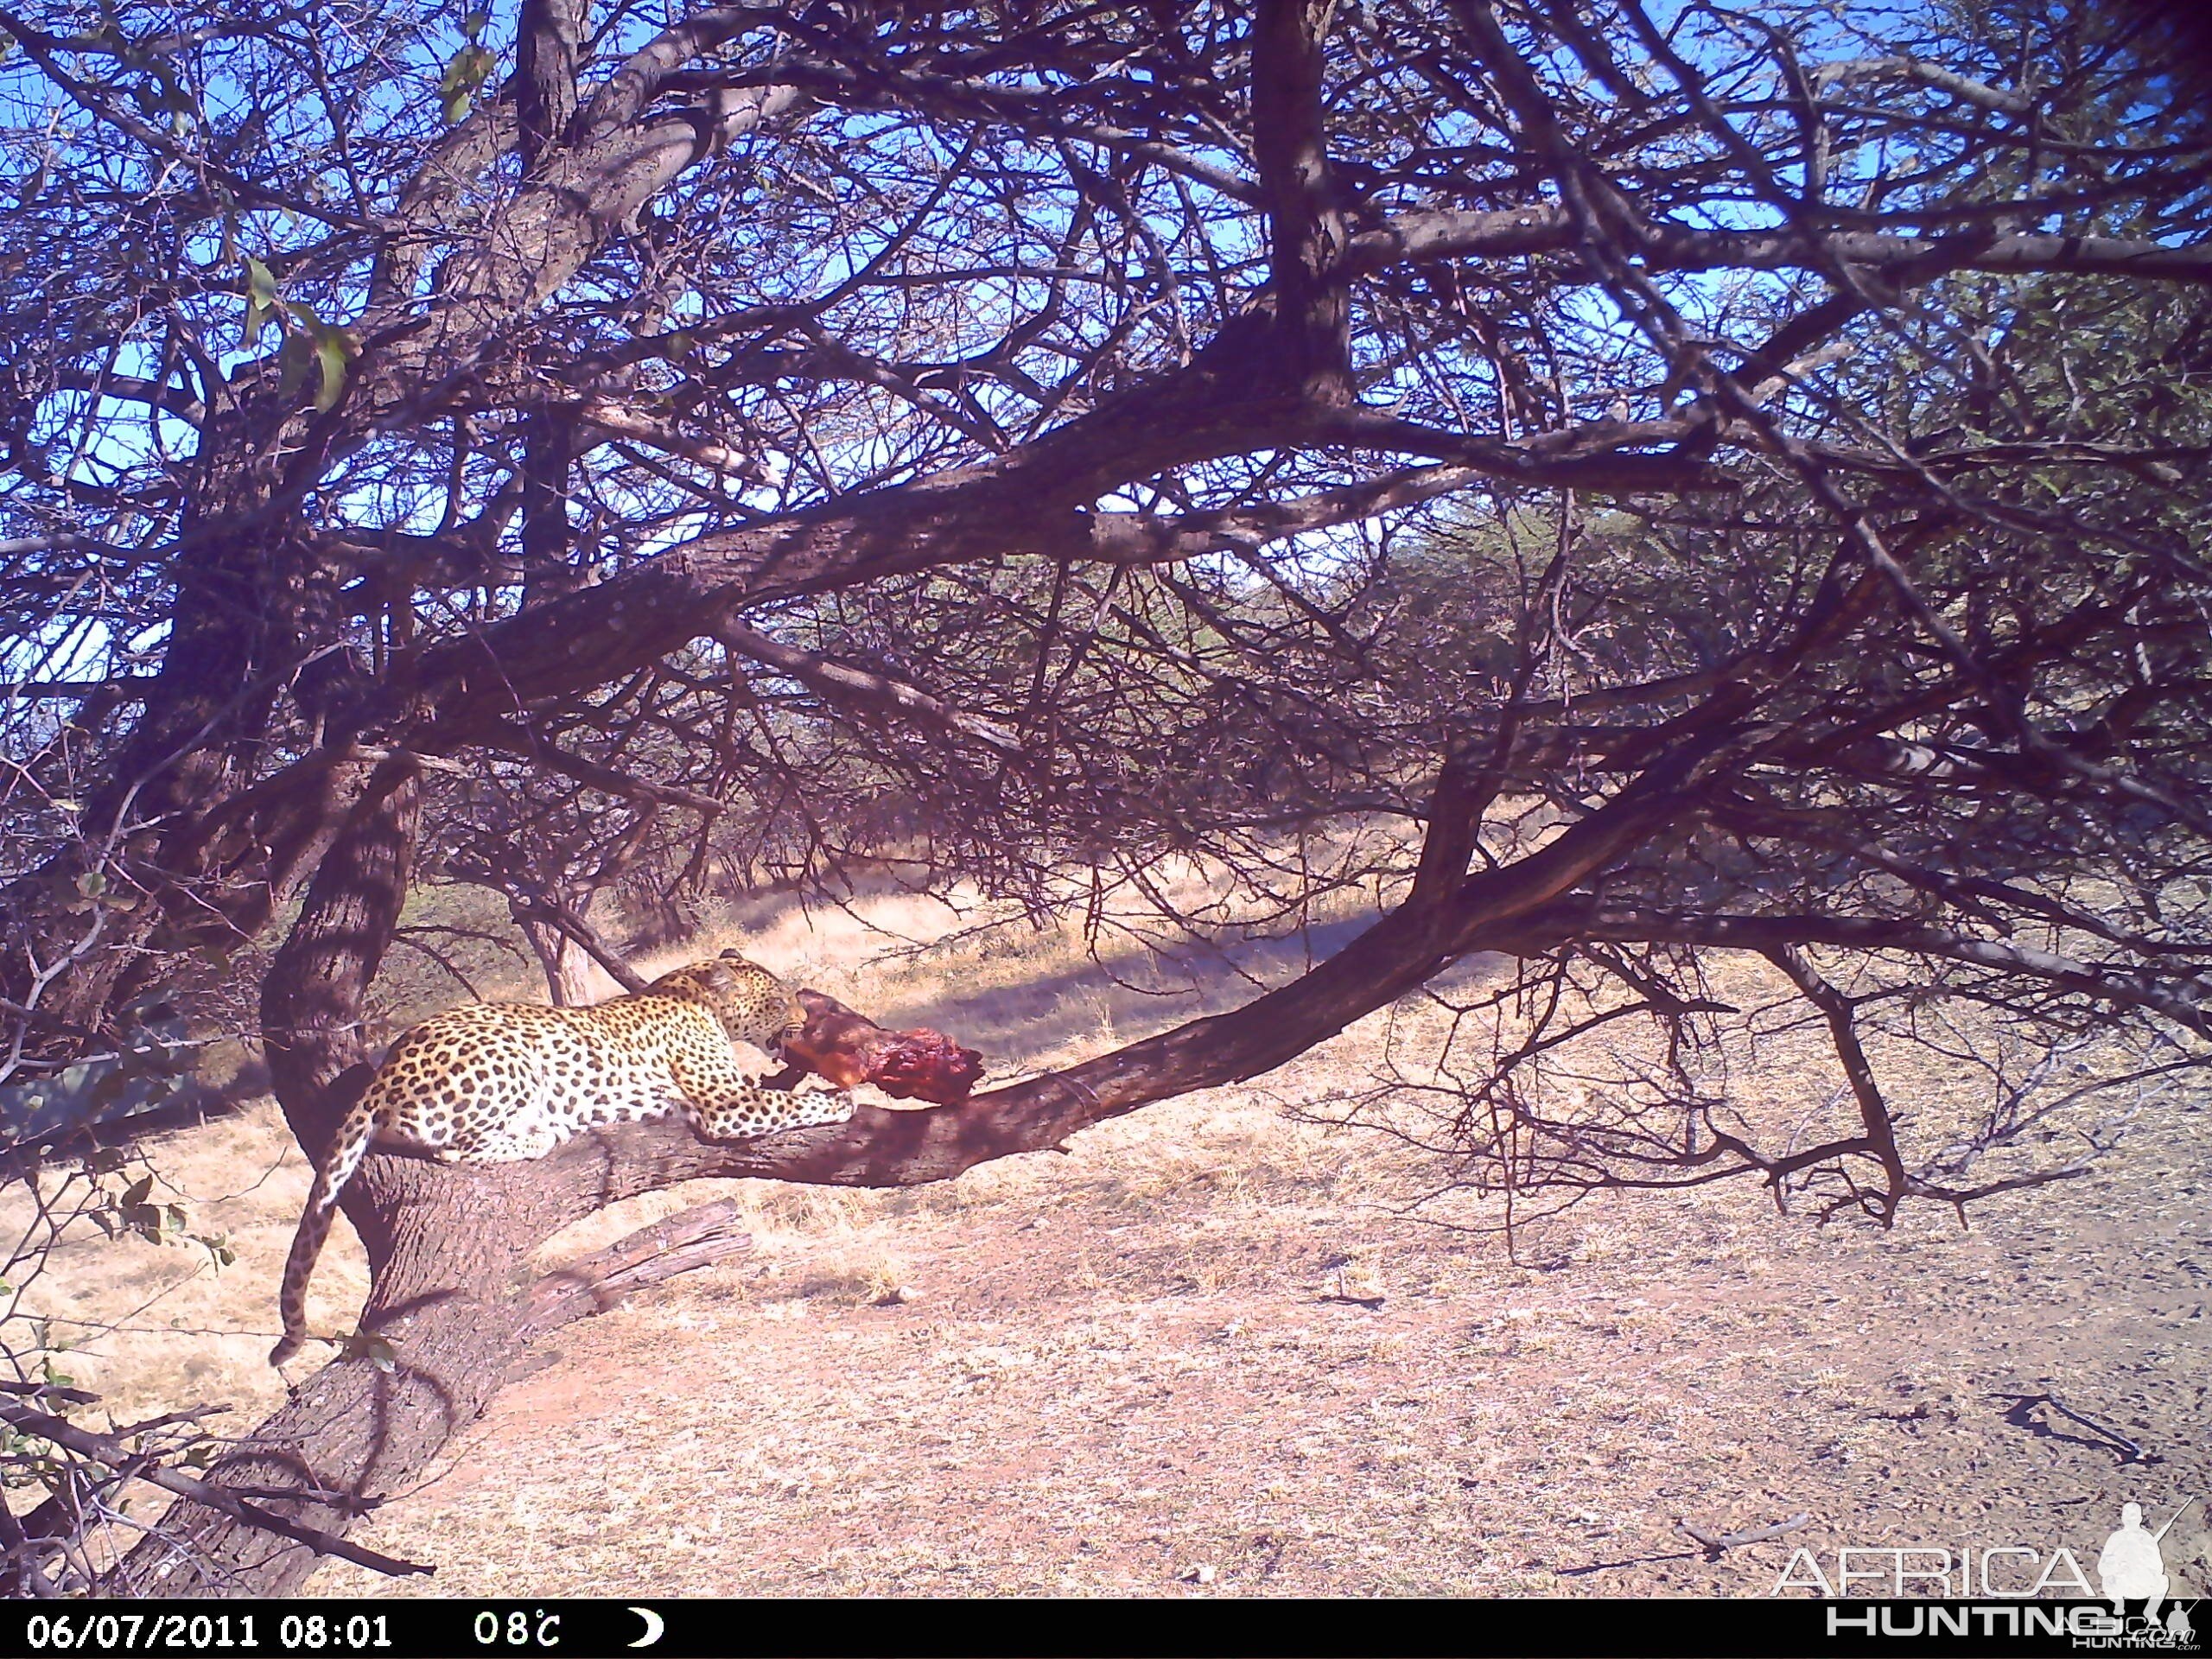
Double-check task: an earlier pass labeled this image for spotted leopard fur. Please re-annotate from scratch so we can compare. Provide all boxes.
[270,952,849,1367]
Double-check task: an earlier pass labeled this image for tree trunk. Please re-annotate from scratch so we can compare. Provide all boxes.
[514,904,599,1007]
[4,468,344,1053]
[111,1154,750,1594]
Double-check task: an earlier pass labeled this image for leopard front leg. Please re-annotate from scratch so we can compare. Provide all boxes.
[690,1077,855,1141]
[666,1006,855,1141]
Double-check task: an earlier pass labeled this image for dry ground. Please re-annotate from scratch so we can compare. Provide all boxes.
[8,883,2209,1598]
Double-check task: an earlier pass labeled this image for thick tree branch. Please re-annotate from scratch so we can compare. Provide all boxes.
[516,0,587,163]
[1250,0,1354,404]
[512,1200,753,1351]
[1346,207,2212,286]
[360,438,1725,748]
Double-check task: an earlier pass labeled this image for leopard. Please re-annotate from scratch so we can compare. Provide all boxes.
[270,950,850,1367]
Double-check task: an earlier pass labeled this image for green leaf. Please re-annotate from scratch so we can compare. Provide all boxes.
[277,330,315,401]
[243,256,279,348]
[74,869,106,897]
[439,42,495,124]
[283,306,357,413]
[122,1174,155,1208]
[313,327,350,412]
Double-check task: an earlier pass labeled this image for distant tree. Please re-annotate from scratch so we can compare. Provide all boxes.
[0,0,2204,1592]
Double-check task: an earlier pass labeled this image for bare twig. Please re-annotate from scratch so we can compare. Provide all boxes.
[0,1402,434,1578]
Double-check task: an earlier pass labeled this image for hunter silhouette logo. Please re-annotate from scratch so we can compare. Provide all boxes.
[2099,1498,2200,1637]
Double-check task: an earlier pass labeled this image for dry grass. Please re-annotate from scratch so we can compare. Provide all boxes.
[4,874,2208,1598]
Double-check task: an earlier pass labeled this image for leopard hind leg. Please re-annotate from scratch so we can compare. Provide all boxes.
[457,1115,566,1162]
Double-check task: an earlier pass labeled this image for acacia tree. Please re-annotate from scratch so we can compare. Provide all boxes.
[0,0,2207,1593]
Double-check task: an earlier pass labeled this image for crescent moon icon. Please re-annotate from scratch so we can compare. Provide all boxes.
[627,1606,665,1649]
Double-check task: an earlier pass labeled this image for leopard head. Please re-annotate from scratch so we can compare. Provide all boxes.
[646,952,807,1057]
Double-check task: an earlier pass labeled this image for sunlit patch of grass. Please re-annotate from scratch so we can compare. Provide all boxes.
[795,1247,913,1306]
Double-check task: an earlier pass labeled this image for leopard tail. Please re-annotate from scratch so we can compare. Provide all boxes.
[270,1099,378,1368]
